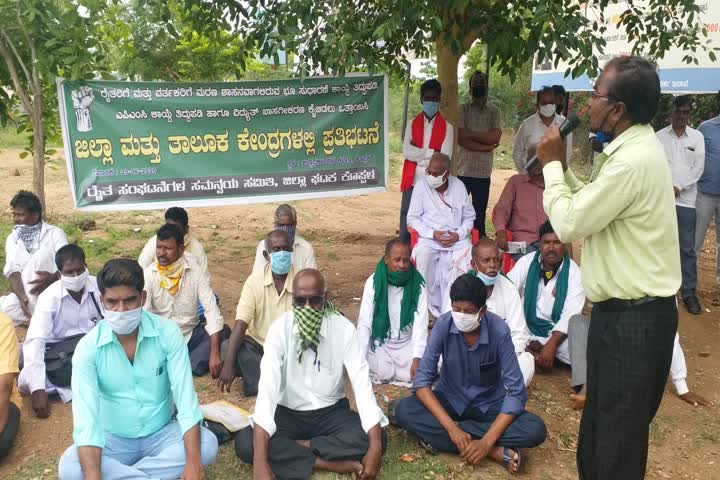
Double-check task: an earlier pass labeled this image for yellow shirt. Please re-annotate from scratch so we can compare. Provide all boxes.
[235,264,295,346]
[0,312,19,376]
[543,124,681,302]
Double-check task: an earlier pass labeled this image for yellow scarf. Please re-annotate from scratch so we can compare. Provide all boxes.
[156,257,185,295]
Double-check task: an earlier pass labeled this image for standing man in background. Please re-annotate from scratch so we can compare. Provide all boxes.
[399,79,454,243]
[537,55,681,480]
[457,71,502,238]
[695,103,720,303]
[657,95,705,314]
[513,86,573,173]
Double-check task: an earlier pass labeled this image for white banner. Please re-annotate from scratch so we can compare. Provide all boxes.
[532,1,720,93]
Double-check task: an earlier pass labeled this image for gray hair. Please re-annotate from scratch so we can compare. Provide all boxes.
[430,152,451,170]
[264,229,291,251]
[274,204,297,224]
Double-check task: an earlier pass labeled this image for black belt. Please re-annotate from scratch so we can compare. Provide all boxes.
[594,296,673,311]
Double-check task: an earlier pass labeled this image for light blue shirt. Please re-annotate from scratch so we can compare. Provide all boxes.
[697,116,720,195]
[71,310,202,448]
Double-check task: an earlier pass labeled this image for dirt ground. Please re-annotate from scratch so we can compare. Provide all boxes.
[0,149,719,479]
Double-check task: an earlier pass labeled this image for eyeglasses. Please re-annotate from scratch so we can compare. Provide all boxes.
[293,295,325,309]
[590,91,611,100]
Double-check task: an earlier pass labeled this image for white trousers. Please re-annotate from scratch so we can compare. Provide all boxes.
[530,334,571,364]
[517,351,536,387]
[366,338,414,388]
[413,243,472,317]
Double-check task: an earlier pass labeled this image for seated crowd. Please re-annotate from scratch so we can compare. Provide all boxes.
[0,73,711,478]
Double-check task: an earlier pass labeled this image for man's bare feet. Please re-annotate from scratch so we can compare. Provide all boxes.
[570,385,586,410]
[488,445,520,474]
[314,457,362,475]
[526,340,543,355]
[295,439,311,448]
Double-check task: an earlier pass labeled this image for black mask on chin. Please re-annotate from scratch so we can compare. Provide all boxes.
[472,85,487,99]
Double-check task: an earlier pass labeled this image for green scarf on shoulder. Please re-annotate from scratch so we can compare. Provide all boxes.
[371,259,425,350]
[523,250,570,338]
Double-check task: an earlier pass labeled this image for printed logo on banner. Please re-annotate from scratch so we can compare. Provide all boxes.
[71,86,95,132]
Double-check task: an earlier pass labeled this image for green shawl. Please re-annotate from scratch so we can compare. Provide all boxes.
[371,259,425,349]
[523,250,570,338]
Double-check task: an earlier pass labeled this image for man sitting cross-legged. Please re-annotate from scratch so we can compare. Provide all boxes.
[143,224,228,377]
[443,239,535,386]
[218,229,296,397]
[58,258,218,480]
[252,204,317,274]
[19,245,103,418]
[235,269,388,480]
[138,206,210,280]
[393,274,546,475]
[356,238,428,387]
[408,152,476,317]
[567,314,710,410]
[507,221,584,372]
[1,190,67,326]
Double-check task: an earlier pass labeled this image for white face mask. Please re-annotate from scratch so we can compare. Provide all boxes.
[61,269,89,293]
[539,104,556,118]
[451,310,481,332]
[426,171,447,189]
[104,307,142,335]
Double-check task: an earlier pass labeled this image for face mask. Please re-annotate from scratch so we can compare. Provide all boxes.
[423,101,440,118]
[451,310,481,332]
[104,307,142,335]
[539,104,556,118]
[426,171,447,189]
[472,85,487,98]
[61,269,89,293]
[276,224,296,243]
[475,270,498,286]
[270,250,292,275]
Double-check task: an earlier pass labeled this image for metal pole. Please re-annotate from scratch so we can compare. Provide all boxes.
[401,60,412,141]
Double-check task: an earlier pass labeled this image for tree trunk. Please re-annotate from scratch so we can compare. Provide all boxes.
[436,34,462,173]
[31,97,45,213]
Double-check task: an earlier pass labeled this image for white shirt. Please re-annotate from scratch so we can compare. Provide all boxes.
[138,235,210,280]
[513,112,573,172]
[403,115,454,185]
[143,254,224,342]
[407,176,476,251]
[356,274,429,359]
[19,276,102,394]
[657,125,705,208]
[442,274,531,354]
[671,333,689,395]
[252,235,317,274]
[251,310,388,437]
[507,252,585,337]
[3,222,67,278]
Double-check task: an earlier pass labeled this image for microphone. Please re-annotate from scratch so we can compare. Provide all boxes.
[525,113,581,172]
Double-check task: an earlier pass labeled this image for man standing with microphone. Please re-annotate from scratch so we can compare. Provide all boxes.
[536,56,680,480]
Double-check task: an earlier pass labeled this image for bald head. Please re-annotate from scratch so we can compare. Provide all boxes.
[294,268,325,296]
[471,239,501,277]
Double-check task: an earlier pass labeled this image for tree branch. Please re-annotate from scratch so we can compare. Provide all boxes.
[16,9,41,98]
[0,35,33,116]
[0,30,32,86]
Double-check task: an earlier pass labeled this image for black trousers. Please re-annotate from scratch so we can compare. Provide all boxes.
[578,296,677,480]
[459,176,491,236]
[235,398,388,480]
[398,187,414,243]
[187,323,231,377]
[221,336,263,396]
[0,402,20,459]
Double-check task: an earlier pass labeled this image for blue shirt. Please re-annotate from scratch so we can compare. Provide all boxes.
[71,310,203,448]
[697,116,720,195]
[412,312,526,417]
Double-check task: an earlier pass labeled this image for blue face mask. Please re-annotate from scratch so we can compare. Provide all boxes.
[423,101,440,118]
[475,270,498,286]
[276,224,296,243]
[269,250,292,275]
[104,307,142,335]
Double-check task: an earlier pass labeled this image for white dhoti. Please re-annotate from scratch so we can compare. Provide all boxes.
[366,338,415,387]
[412,240,472,318]
[530,334,571,364]
[1,253,57,326]
[517,351,535,387]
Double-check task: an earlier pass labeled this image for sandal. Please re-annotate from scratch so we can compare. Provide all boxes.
[501,447,522,475]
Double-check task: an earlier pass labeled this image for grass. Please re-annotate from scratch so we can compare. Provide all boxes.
[649,415,675,447]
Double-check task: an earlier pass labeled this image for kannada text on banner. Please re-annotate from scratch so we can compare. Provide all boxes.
[57,75,388,211]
